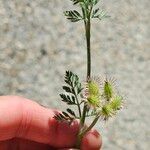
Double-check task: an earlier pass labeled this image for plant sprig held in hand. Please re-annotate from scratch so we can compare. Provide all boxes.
[54,0,123,148]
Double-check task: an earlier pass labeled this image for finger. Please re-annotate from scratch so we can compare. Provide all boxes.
[59,130,102,150]
[0,138,53,150]
[57,148,79,150]
[81,130,102,150]
[0,96,54,143]
[0,96,79,148]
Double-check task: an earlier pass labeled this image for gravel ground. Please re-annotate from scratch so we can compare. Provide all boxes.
[0,0,150,149]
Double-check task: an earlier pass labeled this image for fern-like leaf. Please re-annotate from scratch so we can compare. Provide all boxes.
[60,94,76,105]
[67,108,76,117]
[62,86,73,93]
[92,9,110,20]
[64,10,83,22]
[64,71,83,95]
[92,0,100,5]
[54,109,76,124]
[70,0,84,5]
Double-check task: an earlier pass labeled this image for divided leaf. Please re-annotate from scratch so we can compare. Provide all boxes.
[70,0,84,5]
[54,111,75,124]
[64,71,83,95]
[86,109,98,117]
[64,10,83,22]
[70,0,100,5]
[54,108,76,124]
[92,8,100,17]
[60,94,76,105]
[92,9,110,20]
[92,0,100,5]
[62,86,73,93]
[54,113,66,121]
[67,108,76,117]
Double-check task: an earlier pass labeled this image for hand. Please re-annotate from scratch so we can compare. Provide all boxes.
[0,96,102,150]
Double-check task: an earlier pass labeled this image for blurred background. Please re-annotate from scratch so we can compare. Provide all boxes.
[0,0,149,149]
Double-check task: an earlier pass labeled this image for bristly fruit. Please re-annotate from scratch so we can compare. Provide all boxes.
[101,104,114,120]
[110,96,123,111]
[87,94,100,108]
[87,80,100,96]
[104,78,114,101]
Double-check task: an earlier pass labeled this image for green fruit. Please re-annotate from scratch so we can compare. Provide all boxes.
[88,80,100,96]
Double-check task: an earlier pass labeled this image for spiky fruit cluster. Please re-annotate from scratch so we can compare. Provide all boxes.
[85,77,123,120]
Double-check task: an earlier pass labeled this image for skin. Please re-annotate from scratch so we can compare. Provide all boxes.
[0,96,102,150]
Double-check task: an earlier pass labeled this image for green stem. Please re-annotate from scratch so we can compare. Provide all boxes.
[79,4,92,132]
[80,104,87,127]
[76,3,93,149]
[81,115,100,135]
[86,4,93,79]
[86,19,91,79]
[81,2,92,79]
[72,83,82,118]
[74,92,82,118]
[76,115,100,148]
